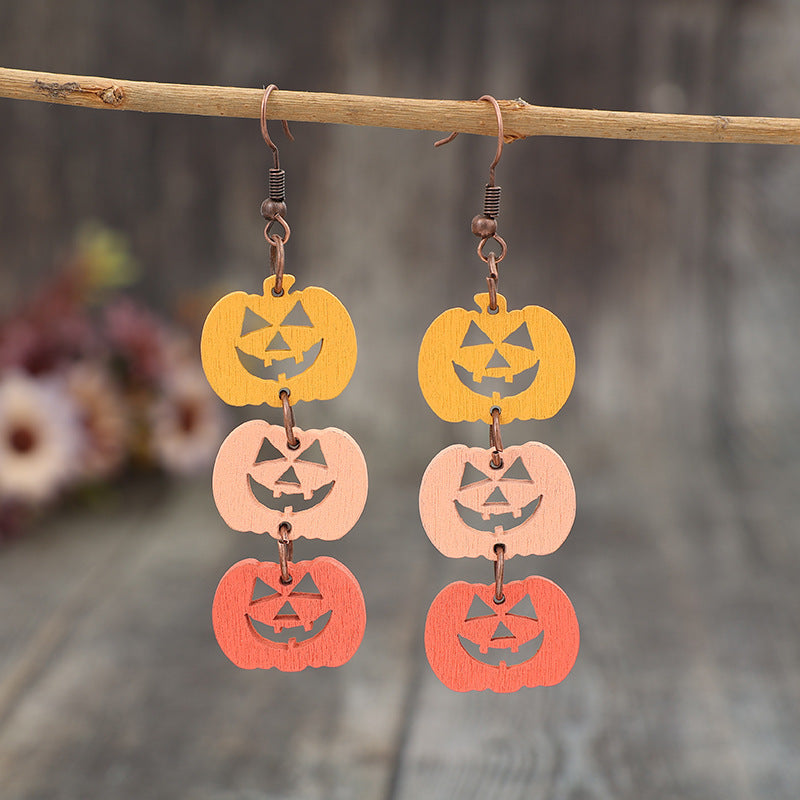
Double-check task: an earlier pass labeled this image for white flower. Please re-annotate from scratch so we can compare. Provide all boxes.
[150,367,224,475]
[0,373,81,502]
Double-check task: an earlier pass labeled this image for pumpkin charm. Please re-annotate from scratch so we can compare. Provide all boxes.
[212,556,366,671]
[419,442,575,560]
[201,273,357,407]
[425,576,579,692]
[212,421,367,541]
[418,291,575,423]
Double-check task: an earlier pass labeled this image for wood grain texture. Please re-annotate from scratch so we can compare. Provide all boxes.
[418,292,575,424]
[424,576,579,693]
[3,66,800,145]
[212,557,366,671]
[201,274,357,407]
[212,420,368,540]
[419,442,575,560]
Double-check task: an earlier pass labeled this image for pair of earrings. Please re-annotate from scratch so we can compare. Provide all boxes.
[200,89,579,692]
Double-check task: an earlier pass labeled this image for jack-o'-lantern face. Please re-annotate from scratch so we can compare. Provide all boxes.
[419,442,575,559]
[425,576,579,692]
[418,292,574,423]
[201,274,357,407]
[212,557,366,671]
[213,421,367,541]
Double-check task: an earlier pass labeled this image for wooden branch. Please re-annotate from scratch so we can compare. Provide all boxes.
[2,66,800,145]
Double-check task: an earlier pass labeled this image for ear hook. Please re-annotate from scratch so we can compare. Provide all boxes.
[434,94,504,186]
[260,84,295,170]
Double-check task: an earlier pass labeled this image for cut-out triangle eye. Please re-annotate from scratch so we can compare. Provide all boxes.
[290,573,322,596]
[251,577,278,602]
[460,320,493,347]
[485,349,510,369]
[465,594,497,620]
[266,331,292,351]
[296,440,327,466]
[281,301,314,327]
[502,322,534,349]
[255,437,286,464]
[507,594,538,620]
[460,462,490,489]
[241,307,271,336]
[500,457,533,482]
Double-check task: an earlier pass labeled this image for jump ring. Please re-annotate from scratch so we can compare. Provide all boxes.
[493,543,506,603]
[279,389,299,449]
[489,406,504,468]
[278,522,294,584]
[264,214,291,245]
[478,234,507,264]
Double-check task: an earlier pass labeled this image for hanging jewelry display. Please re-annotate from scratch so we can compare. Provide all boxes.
[418,96,579,692]
[201,85,367,672]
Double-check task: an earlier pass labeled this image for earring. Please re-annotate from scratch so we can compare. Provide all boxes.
[200,85,367,672]
[418,96,579,692]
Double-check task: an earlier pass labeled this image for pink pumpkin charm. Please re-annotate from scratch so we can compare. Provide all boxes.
[212,420,367,540]
[419,442,575,559]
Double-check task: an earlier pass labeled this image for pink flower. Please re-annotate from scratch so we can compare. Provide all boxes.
[104,299,168,384]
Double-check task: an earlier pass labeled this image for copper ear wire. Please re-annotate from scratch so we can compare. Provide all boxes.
[260,84,295,170]
[260,85,294,292]
[434,94,505,184]
[435,95,507,309]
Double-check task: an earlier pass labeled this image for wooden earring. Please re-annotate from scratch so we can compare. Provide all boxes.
[201,85,366,671]
[418,96,579,692]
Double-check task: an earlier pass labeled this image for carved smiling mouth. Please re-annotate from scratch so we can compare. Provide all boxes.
[247,610,333,647]
[452,360,539,398]
[248,476,335,513]
[454,495,542,534]
[457,630,544,667]
[235,339,323,381]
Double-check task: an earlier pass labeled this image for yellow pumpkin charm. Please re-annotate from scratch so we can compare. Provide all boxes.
[201,274,357,406]
[418,291,574,423]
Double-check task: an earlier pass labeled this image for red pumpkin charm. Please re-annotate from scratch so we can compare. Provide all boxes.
[212,557,366,671]
[212,421,368,540]
[425,576,579,692]
[419,442,575,559]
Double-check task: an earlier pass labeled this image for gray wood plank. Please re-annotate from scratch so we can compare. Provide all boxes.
[0,471,433,800]
[391,440,800,800]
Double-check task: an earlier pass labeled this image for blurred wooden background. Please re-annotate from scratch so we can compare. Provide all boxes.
[1,1,799,798]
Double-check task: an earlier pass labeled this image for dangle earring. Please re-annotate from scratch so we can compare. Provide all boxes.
[418,96,579,692]
[200,85,367,672]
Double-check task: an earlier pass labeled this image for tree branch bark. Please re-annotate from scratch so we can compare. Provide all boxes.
[1,66,800,145]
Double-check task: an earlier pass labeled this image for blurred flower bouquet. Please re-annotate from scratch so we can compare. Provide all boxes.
[0,225,225,538]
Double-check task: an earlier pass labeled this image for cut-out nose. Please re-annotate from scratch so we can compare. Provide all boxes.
[276,466,301,485]
[274,601,298,618]
[491,621,515,640]
[265,331,292,351]
[485,349,510,369]
[483,486,509,505]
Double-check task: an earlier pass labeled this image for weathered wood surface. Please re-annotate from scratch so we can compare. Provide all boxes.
[1,0,800,797]
[0,434,798,799]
